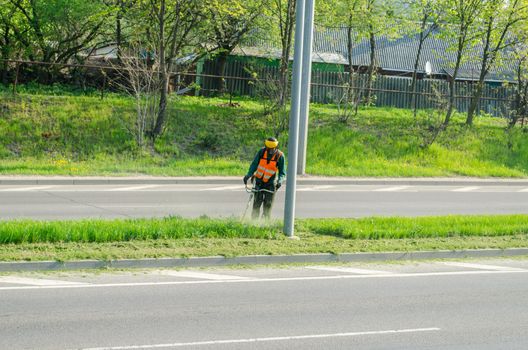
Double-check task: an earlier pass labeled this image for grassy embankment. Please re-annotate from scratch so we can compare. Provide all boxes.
[0,215,527,261]
[1,85,527,177]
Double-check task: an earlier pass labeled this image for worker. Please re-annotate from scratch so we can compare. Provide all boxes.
[243,137,286,219]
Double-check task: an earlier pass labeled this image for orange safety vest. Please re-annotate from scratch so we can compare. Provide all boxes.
[254,149,282,183]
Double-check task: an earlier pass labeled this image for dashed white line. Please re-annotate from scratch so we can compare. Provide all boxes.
[306,266,392,275]
[373,186,411,192]
[77,327,441,349]
[200,185,243,191]
[442,262,527,271]
[298,185,336,192]
[451,186,480,192]
[158,271,249,280]
[0,186,55,192]
[0,276,87,286]
[107,185,161,192]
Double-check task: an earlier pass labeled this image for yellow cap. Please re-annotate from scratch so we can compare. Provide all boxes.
[265,138,279,149]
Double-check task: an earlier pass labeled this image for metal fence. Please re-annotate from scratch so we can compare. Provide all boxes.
[0,58,517,118]
[200,59,515,118]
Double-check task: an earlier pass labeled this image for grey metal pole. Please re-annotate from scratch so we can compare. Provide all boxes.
[297,0,315,175]
[283,0,306,237]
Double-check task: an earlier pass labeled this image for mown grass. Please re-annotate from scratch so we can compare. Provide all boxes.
[0,215,526,261]
[1,85,527,177]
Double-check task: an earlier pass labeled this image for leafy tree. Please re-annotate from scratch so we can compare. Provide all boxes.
[129,0,208,140]
[103,0,136,60]
[439,0,485,127]
[7,0,110,81]
[466,0,528,125]
[317,0,362,122]
[206,0,265,94]
[0,1,18,83]
[270,0,296,108]
[509,19,528,128]
[403,0,440,115]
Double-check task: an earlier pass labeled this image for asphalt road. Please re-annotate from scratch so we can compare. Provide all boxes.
[1,259,528,349]
[0,183,527,219]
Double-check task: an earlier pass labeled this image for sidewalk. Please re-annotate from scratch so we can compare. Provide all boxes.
[1,175,528,186]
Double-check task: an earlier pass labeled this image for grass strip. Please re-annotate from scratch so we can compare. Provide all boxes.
[0,215,527,262]
[0,217,282,244]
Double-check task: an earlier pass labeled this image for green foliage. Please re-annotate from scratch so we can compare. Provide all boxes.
[2,0,109,64]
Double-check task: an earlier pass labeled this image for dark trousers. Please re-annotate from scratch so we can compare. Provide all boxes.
[252,181,276,219]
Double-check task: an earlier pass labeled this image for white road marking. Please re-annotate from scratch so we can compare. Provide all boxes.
[77,327,441,350]
[519,188,528,192]
[451,186,480,192]
[373,186,410,192]
[158,271,249,280]
[298,185,336,192]
[306,266,392,275]
[200,185,243,191]
[0,186,54,192]
[107,185,161,192]
[0,269,526,291]
[0,276,87,286]
[442,262,527,271]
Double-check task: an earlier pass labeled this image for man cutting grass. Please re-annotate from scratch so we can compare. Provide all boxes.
[243,137,286,219]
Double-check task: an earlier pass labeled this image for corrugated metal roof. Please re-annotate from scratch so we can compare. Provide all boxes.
[241,26,517,82]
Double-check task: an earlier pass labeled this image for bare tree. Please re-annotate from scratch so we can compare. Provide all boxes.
[110,46,161,148]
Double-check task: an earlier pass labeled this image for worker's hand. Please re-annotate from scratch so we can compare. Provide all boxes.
[243,175,250,185]
[275,182,282,190]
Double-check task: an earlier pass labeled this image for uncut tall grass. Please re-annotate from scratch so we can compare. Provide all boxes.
[299,215,528,239]
[0,217,282,244]
[1,215,527,244]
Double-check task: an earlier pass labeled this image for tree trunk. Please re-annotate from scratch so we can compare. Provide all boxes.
[444,35,464,127]
[154,74,169,137]
[467,21,492,126]
[466,81,484,126]
[365,28,376,104]
[116,0,123,61]
[1,24,10,84]
[347,25,355,107]
[153,0,167,139]
[214,51,229,95]
[278,0,295,107]
[444,78,456,127]
[410,15,429,116]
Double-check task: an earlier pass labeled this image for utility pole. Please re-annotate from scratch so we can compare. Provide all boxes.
[283,0,306,238]
[297,0,315,175]
[284,0,315,237]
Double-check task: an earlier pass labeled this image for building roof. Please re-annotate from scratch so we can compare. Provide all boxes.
[240,26,517,83]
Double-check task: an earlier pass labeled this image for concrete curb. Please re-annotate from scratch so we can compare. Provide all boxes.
[1,248,527,272]
[1,176,528,186]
